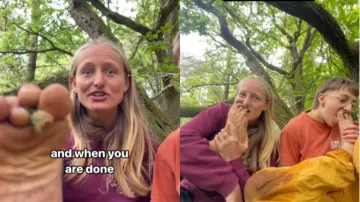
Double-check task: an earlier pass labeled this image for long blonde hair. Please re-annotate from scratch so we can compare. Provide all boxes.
[236,75,279,173]
[65,37,154,197]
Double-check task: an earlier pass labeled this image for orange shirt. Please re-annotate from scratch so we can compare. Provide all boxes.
[151,128,180,202]
[280,110,341,166]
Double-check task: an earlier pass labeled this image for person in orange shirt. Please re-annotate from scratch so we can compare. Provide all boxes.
[280,77,359,201]
[151,34,181,202]
[245,110,359,202]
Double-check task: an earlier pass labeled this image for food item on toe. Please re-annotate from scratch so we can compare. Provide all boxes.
[30,110,54,133]
[18,84,42,108]
[38,84,72,119]
[9,107,30,127]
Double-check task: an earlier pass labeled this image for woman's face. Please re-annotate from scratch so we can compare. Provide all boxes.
[70,44,129,113]
[319,87,358,127]
[234,79,270,124]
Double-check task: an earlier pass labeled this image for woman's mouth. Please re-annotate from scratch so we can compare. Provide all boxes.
[89,91,108,101]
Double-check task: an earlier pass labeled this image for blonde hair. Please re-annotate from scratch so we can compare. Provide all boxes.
[313,77,359,109]
[66,36,154,197]
[236,75,279,173]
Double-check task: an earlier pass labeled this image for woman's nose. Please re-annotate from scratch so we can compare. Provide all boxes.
[241,96,251,107]
[93,72,105,88]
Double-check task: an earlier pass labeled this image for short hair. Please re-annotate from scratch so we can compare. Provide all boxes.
[313,77,359,109]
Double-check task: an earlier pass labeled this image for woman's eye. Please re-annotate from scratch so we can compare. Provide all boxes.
[82,70,93,76]
[339,96,348,103]
[239,92,246,97]
[253,96,261,101]
[106,69,116,75]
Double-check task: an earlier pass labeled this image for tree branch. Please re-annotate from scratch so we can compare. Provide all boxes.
[129,37,144,60]
[88,0,151,36]
[293,24,317,69]
[245,37,288,75]
[155,0,178,30]
[270,10,293,43]
[182,82,238,94]
[0,48,72,55]
[14,23,73,56]
[265,1,358,82]
[151,83,174,100]
[68,0,120,44]
[293,19,302,42]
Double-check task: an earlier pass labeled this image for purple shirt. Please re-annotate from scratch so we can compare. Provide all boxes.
[180,103,278,202]
[63,131,158,202]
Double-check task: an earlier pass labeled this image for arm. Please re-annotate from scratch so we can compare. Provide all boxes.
[151,153,177,202]
[279,127,300,166]
[180,103,239,198]
[151,130,180,202]
[228,158,250,198]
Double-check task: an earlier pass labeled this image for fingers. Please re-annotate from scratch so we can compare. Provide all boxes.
[342,137,358,144]
[343,125,359,131]
[343,134,359,140]
[342,130,359,136]
[344,113,353,121]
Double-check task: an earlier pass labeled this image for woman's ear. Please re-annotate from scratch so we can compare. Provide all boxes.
[70,75,77,93]
[124,74,130,93]
[263,101,271,111]
[318,94,326,107]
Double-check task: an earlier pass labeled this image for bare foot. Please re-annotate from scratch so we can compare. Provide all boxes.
[226,103,248,143]
[337,111,355,154]
[0,84,71,202]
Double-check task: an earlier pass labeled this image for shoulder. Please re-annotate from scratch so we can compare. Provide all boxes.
[157,128,180,153]
[282,111,308,132]
[208,102,232,112]
[201,102,231,119]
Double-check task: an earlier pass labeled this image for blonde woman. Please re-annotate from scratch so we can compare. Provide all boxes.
[62,37,157,201]
[0,37,156,202]
[180,76,279,202]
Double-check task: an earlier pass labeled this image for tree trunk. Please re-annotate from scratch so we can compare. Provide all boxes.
[157,0,180,127]
[67,0,175,140]
[27,0,40,82]
[223,49,232,101]
[27,35,38,82]
[265,1,359,82]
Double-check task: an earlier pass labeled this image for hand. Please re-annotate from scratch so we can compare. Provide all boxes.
[341,125,359,144]
[226,104,248,143]
[214,126,248,162]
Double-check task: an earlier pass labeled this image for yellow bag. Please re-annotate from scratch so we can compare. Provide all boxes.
[245,140,359,202]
